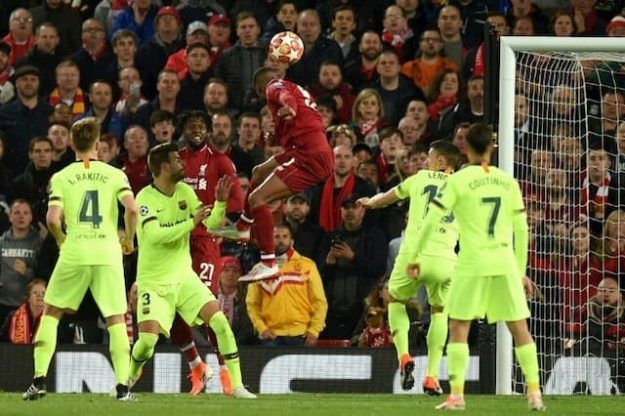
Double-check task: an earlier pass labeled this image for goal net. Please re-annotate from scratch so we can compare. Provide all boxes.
[499,38,625,395]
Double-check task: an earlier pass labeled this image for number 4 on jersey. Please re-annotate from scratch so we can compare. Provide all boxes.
[79,190,103,229]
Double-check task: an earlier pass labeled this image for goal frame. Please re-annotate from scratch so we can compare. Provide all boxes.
[496,36,625,395]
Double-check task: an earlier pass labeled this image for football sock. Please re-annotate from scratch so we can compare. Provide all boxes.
[239,180,258,225]
[129,332,158,378]
[33,315,59,378]
[251,205,275,264]
[388,302,409,361]
[107,323,130,385]
[515,342,540,394]
[207,327,226,366]
[209,311,242,388]
[426,312,448,378]
[447,342,469,396]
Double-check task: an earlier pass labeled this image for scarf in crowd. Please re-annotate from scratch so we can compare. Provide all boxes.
[427,95,457,122]
[49,87,86,117]
[9,304,40,344]
[381,27,413,59]
[582,172,610,217]
[358,119,381,148]
[319,173,356,232]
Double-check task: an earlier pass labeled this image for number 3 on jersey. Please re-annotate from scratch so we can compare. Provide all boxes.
[79,190,103,229]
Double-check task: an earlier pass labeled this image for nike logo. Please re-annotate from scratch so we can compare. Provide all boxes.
[157,209,164,213]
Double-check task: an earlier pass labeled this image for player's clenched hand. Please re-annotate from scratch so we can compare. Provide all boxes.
[120,237,135,255]
[193,205,212,226]
[522,276,537,300]
[260,329,276,340]
[357,197,372,208]
[277,105,296,120]
[215,175,233,202]
[406,263,420,280]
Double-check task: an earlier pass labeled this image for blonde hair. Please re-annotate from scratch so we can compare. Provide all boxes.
[71,117,101,152]
[352,88,384,122]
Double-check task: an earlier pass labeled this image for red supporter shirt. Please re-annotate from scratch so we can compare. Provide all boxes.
[180,144,244,237]
[122,156,149,195]
[265,79,327,152]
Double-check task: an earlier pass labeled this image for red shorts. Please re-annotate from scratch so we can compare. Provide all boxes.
[190,235,221,295]
[274,147,333,193]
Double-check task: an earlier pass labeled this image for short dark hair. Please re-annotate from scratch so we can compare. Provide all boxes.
[430,140,461,170]
[111,29,139,47]
[237,112,261,127]
[186,42,210,55]
[379,126,403,142]
[28,136,53,152]
[466,123,493,155]
[332,4,356,21]
[316,93,337,113]
[274,222,294,238]
[148,143,180,176]
[150,109,175,127]
[176,109,211,132]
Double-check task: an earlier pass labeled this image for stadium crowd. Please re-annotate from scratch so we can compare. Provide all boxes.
[0,0,623,374]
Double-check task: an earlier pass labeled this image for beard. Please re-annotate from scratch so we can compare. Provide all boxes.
[275,242,290,256]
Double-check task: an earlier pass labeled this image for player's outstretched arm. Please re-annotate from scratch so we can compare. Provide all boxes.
[203,175,231,230]
[357,188,400,210]
[120,194,138,254]
[46,205,66,248]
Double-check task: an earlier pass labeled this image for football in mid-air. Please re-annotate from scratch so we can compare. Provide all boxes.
[268,31,304,64]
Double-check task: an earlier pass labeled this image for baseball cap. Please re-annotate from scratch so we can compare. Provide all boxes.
[287,193,310,204]
[156,6,181,25]
[606,15,625,35]
[209,14,231,26]
[220,256,242,272]
[13,65,40,80]
[187,21,208,36]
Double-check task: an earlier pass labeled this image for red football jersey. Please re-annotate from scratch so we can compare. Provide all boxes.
[180,144,244,237]
[265,79,328,152]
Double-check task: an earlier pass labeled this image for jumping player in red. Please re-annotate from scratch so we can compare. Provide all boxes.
[213,67,333,281]
[169,110,244,395]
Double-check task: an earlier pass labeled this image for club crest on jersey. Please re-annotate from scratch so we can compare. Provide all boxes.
[179,200,188,210]
[198,164,207,176]
[139,205,149,216]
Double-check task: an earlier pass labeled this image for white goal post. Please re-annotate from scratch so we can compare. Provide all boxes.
[496,36,625,395]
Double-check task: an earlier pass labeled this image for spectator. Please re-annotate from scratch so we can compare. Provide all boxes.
[452,122,470,165]
[316,94,338,129]
[206,14,232,63]
[0,278,46,344]
[344,31,382,92]
[178,0,226,28]
[381,4,417,63]
[47,121,74,170]
[506,0,549,34]
[555,134,583,189]
[48,60,86,119]
[404,98,436,145]
[310,60,355,124]
[328,124,357,148]
[447,0,493,49]
[131,69,181,145]
[165,21,210,80]
[615,121,625,173]
[115,66,147,117]
[438,74,484,139]
[288,9,343,89]
[350,88,386,148]
[121,125,150,194]
[215,12,265,109]
[427,69,461,123]
[353,278,392,348]
[0,65,52,175]
[327,5,358,62]
[210,111,254,178]
[179,43,214,111]
[217,256,256,345]
[3,8,36,67]
[15,22,61,97]
[283,193,327,271]
[79,81,123,140]
[583,277,625,358]
[260,0,299,45]
[465,11,509,79]
[590,90,625,137]
[373,50,424,127]
[385,146,427,189]
[72,19,116,93]
[135,6,184,99]
[0,135,13,201]
[149,109,175,145]
[111,0,158,45]
[0,42,15,105]
[397,116,421,146]
[570,0,607,35]
[203,78,236,119]
[246,224,328,346]
[550,10,578,37]
[235,112,265,167]
[321,194,388,339]
[352,142,374,165]
[606,15,625,37]
[110,29,139,71]
[512,15,536,35]
[30,0,82,56]
[356,159,380,192]
[437,5,465,68]
[98,133,121,166]
[0,199,44,325]
[376,127,406,188]
[401,28,457,97]
[312,145,375,232]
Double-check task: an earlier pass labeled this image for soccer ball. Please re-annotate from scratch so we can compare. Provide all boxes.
[268,31,304,65]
